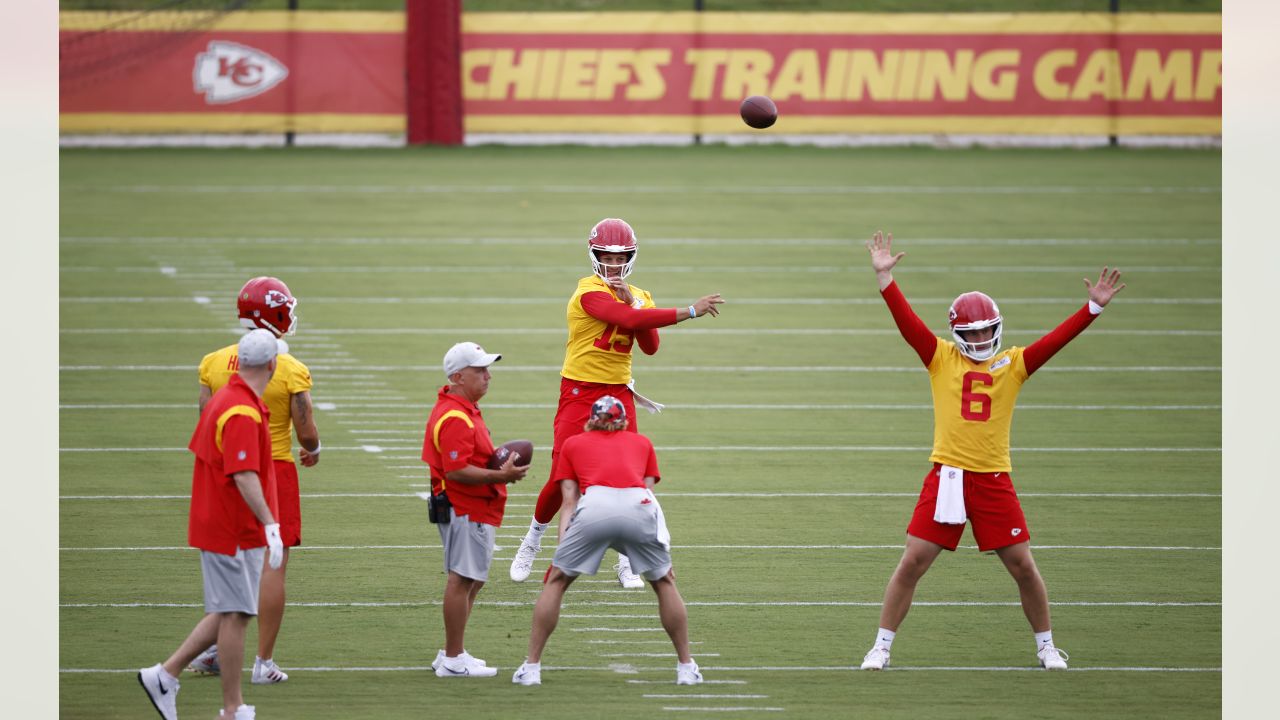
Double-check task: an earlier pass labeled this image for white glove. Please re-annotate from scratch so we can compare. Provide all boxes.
[264,523,284,569]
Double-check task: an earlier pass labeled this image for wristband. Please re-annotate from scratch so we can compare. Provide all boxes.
[310,440,322,455]
[1087,300,1104,315]
[688,305,697,319]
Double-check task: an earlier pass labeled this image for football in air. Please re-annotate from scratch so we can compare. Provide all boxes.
[488,439,534,469]
[740,95,778,129]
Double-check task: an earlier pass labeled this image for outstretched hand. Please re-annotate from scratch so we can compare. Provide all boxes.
[1085,267,1126,307]
[866,230,904,273]
[692,293,724,318]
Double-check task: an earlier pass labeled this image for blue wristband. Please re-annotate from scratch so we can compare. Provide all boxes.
[688,305,697,319]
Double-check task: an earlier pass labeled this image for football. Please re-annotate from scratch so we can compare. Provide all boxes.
[487,439,534,469]
[740,95,778,129]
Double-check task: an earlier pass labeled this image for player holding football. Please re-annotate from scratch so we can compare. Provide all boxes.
[858,231,1125,672]
[188,277,321,684]
[510,218,724,588]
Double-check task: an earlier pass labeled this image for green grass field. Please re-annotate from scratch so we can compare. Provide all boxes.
[59,145,1221,718]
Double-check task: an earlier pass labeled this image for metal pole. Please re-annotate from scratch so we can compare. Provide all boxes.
[693,0,703,145]
[1109,0,1119,147]
[285,0,298,147]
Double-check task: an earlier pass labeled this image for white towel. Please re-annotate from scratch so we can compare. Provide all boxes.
[646,489,671,550]
[627,379,665,414]
[934,465,967,524]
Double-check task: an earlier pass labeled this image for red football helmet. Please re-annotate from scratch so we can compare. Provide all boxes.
[590,395,628,426]
[238,276,298,338]
[948,291,1002,361]
[588,218,638,280]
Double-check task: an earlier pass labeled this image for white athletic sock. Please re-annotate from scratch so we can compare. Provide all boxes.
[874,628,896,650]
[525,519,548,542]
[160,667,178,685]
[677,661,698,671]
[524,660,541,670]
[1035,630,1054,650]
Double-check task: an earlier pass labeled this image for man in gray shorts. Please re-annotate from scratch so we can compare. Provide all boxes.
[138,329,286,720]
[422,342,528,678]
[512,395,702,687]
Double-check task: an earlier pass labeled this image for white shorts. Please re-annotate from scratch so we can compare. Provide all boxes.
[552,486,672,582]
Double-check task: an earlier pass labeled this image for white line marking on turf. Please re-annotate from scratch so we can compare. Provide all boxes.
[56,664,1218,674]
[80,183,1221,195]
[61,293,1221,305]
[646,694,768,699]
[58,544,1221,553]
[60,264,1222,276]
[60,600,1220,608]
[665,702,783,707]
[57,445,1223,453]
[588,640,705,645]
[599,653,721,658]
[60,235,1221,248]
[630,679,750,685]
[573,628,667,632]
[58,402,1222,412]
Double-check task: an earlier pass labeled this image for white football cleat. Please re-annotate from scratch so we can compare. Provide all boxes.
[251,657,288,684]
[432,649,487,671]
[219,705,256,719]
[860,646,891,670]
[188,645,220,675]
[512,662,542,686]
[435,653,498,678]
[1037,644,1069,670]
[137,663,179,720]
[510,540,541,582]
[614,555,644,589]
[676,661,703,685]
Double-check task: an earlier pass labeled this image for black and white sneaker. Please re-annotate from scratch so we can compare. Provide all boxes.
[138,663,179,720]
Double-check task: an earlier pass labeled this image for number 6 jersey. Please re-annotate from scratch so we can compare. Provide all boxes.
[880,280,1102,474]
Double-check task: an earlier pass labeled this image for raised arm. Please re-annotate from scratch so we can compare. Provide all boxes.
[1024,267,1125,375]
[866,231,936,366]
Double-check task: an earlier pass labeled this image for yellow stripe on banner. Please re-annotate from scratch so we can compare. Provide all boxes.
[60,113,404,134]
[59,10,404,33]
[215,405,262,454]
[433,410,475,494]
[466,114,1222,136]
[463,12,1219,36]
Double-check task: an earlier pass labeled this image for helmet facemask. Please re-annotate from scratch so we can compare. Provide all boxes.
[951,319,1002,361]
[590,247,637,282]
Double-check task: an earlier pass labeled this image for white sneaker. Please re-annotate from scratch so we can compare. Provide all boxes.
[251,657,289,684]
[432,649,487,671]
[510,539,541,582]
[614,556,644,589]
[676,661,703,685]
[512,662,542,686]
[435,653,498,678]
[219,705,256,719]
[137,663,179,720]
[188,645,220,675]
[861,646,891,670]
[1038,644,1069,670]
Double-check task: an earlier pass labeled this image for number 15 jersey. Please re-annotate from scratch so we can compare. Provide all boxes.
[561,275,657,385]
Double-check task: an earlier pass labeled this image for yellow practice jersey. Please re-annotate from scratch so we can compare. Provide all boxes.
[927,339,1029,473]
[561,275,655,385]
[199,343,313,462]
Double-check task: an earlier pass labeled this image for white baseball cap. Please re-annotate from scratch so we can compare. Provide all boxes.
[443,342,502,380]
[239,328,281,367]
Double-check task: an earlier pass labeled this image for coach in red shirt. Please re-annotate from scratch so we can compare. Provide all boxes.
[422,342,528,678]
[511,395,702,688]
[138,329,285,720]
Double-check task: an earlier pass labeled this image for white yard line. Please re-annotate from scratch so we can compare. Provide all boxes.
[57,445,1223,453]
[77,183,1220,195]
[61,491,1218,501]
[59,402,1222,411]
[56,663,1217,674]
[59,600,1219,608]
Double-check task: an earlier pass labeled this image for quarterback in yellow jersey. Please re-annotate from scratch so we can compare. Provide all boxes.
[858,231,1125,673]
[189,277,321,686]
[510,218,724,587]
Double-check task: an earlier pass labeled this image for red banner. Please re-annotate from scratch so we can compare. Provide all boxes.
[59,11,1220,136]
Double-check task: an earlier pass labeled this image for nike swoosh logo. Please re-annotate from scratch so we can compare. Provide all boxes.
[158,682,168,695]
[439,666,470,676]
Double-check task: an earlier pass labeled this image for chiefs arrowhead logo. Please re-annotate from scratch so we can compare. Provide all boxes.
[193,41,288,104]
[264,290,291,309]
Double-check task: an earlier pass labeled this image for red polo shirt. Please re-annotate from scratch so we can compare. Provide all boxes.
[421,386,506,526]
[187,373,279,555]
[558,430,660,492]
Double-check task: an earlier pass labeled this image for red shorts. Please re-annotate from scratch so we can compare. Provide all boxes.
[549,378,638,481]
[906,463,1029,552]
[273,459,302,547]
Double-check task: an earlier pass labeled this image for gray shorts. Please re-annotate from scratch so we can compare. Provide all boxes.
[438,508,496,581]
[200,547,265,615]
[552,486,672,582]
